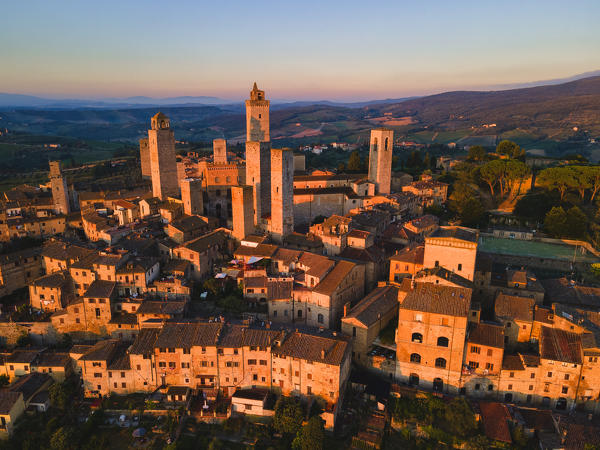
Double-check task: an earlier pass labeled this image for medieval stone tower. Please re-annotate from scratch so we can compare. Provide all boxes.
[148,112,179,200]
[139,137,151,178]
[213,139,227,165]
[180,178,204,216]
[368,128,394,194]
[231,185,255,241]
[245,83,272,227]
[270,148,294,243]
[245,82,270,142]
[49,160,70,215]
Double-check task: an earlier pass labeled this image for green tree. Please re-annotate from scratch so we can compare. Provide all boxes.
[467,145,487,161]
[16,332,31,347]
[537,166,578,201]
[292,416,324,450]
[443,398,477,437]
[49,378,78,411]
[0,375,8,387]
[347,151,361,172]
[479,159,505,196]
[544,206,568,237]
[50,426,75,450]
[565,206,588,239]
[273,396,304,436]
[496,140,525,159]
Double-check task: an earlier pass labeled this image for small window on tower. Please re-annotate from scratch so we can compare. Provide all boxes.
[259,114,262,119]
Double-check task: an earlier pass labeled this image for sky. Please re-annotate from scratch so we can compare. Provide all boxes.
[1,0,599,101]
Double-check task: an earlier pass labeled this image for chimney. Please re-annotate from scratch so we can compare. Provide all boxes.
[343,303,349,317]
[321,348,325,359]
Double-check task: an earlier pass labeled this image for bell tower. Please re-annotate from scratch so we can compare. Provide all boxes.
[245,82,270,143]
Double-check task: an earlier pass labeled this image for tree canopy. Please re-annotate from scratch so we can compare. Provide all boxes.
[292,416,324,450]
[273,396,304,436]
[496,140,525,159]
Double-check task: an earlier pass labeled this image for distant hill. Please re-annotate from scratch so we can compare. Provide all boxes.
[1,76,599,150]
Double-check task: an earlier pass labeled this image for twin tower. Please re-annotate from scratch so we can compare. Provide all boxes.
[233,83,293,244]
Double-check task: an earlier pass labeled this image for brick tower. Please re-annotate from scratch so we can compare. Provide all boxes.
[148,112,179,200]
[368,128,394,194]
[180,178,204,216]
[231,185,255,241]
[139,137,151,178]
[245,82,270,143]
[246,141,271,226]
[270,148,294,243]
[213,139,227,165]
[49,160,70,214]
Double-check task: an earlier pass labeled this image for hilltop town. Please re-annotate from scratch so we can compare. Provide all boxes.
[0,82,599,449]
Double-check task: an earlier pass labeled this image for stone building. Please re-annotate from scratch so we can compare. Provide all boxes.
[139,137,151,178]
[395,283,472,393]
[231,185,254,241]
[49,161,70,215]
[423,226,479,281]
[246,141,271,227]
[180,178,204,216]
[213,138,227,165]
[270,148,294,243]
[245,83,270,143]
[148,112,179,200]
[367,128,394,194]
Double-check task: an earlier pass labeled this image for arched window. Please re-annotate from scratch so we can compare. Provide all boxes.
[409,373,419,386]
[435,358,446,368]
[385,137,389,150]
[437,337,449,347]
[410,353,421,364]
[411,332,423,343]
[317,314,324,324]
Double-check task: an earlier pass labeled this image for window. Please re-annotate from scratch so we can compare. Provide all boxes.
[509,372,514,378]
[487,349,493,357]
[415,313,423,322]
[485,363,494,371]
[530,372,535,379]
[94,373,102,378]
[307,373,312,380]
[412,332,423,343]
[474,383,480,391]
[437,337,449,347]
[317,314,324,324]
[547,372,552,378]
[352,327,356,337]
[410,353,421,363]
[529,385,534,391]
[259,360,267,366]
[95,308,101,318]
[508,384,513,390]
[564,374,570,380]
[470,346,480,354]
[169,362,176,369]
[121,372,125,378]
[458,264,462,271]
[469,361,479,369]
[248,359,257,365]
[435,358,446,368]
[488,384,494,391]
[562,386,569,394]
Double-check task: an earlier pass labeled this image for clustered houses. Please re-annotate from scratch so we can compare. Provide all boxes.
[78,322,351,423]
[237,243,365,329]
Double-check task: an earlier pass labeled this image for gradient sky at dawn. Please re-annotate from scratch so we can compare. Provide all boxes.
[1,0,599,101]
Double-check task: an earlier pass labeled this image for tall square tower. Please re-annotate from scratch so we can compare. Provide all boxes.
[231,185,255,241]
[270,148,294,243]
[148,112,179,200]
[49,160,70,214]
[245,83,270,143]
[213,138,227,165]
[246,142,271,226]
[368,128,394,194]
[139,137,151,178]
[180,178,204,216]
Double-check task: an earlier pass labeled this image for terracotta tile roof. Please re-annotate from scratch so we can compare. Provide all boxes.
[521,354,540,367]
[218,325,282,348]
[42,239,95,261]
[0,391,22,414]
[35,352,70,368]
[168,215,208,233]
[479,401,512,443]
[244,277,267,288]
[293,186,359,199]
[540,326,582,364]
[267,279,292,300]
[344,285,399,327]
[8,372,53,403]
[80,339,121,361]
[298,252,334,278]
[427,226,478,243]
[468,322,504,348]
[107,349,131,371]
[83,280,116,299]
[495,293,535,322]
[184,230,228,254]
[129,328,160,356]
[155,321,223,349]
[234,243,278,258]
[389,245,424,265]
[400,283,471,317]
[502,354,525,371]
[136,300,186,316]
[7,349,41,364]
[541,278,600,307]
[272,247,302,266]
[415,267,474,289]
[313,260,356,296]
[32,271,71,289]
[273,331,349,366]
[348,229,370,239]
